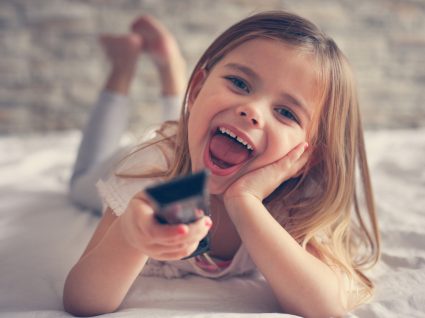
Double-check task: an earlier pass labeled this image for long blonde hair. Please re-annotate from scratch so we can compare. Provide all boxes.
[124,10,380,308]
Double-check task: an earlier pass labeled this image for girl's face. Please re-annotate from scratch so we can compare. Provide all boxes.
[187,38,319,194]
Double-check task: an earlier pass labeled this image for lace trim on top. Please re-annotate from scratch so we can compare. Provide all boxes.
[142,260,187,279]
[141,254,233,279]
[194,254,232,273]
[96,179,127,216]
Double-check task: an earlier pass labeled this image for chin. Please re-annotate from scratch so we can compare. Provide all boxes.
[207,178,229,196]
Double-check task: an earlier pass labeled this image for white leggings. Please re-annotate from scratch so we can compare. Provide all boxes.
[69,92,180,214]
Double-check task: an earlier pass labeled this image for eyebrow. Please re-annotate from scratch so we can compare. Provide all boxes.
[280,93,312,122]
[224,63,260,82]
[224,62,312,122]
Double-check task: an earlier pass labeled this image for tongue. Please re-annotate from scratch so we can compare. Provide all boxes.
[209,134,250,166]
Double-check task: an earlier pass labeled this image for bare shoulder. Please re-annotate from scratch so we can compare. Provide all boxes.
[80,208,118,259]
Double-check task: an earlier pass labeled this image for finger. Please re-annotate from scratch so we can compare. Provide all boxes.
[148,241,187,254]
[132,193,212,242]
[128,196,189,242]
[162,241,200,260]
[150,242,199,261]
[287,142,309,162]
[184,216,212,242]
[160,215,212,246]
[149,222,192,243]
[283,142,310,177]
[267,142,308,181]
[148,215,211,244]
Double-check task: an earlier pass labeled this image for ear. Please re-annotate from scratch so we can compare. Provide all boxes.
[187,69,207,111]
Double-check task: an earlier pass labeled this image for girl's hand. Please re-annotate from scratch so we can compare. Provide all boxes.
[118,193,212,261]
[223,142,309,204]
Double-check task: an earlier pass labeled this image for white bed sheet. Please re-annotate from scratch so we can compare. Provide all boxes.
[0,128,424,317]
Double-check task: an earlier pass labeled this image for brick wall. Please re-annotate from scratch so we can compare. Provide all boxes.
[1,0,424,135]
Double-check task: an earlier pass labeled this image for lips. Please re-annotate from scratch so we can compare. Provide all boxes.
[203,126,254,176]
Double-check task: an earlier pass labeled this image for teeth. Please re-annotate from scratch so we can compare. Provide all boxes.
[218,127,253,151]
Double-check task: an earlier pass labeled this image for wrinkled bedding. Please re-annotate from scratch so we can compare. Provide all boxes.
[0,128,424,317]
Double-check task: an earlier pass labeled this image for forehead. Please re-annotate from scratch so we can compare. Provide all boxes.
[218,37,318,76]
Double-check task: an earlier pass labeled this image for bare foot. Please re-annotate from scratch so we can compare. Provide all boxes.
[131,15,186,96]
[99,34,143,94]
[99,34,143,73]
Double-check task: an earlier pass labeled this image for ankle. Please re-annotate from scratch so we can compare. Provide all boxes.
[159,66,186,96]
[104,68,136,95]
[157,55,186,96]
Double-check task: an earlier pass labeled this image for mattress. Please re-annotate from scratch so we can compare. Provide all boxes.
[0,128,424,317]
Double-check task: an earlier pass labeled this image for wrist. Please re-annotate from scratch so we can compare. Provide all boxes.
[223,192,262,216]
[115,214,147,257]
[223,187,262,206]
[157,58,186,96]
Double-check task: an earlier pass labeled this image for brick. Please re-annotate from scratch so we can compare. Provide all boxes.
[0,0,424,133]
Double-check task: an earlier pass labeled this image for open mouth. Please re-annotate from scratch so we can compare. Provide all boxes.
[204,127,254,176]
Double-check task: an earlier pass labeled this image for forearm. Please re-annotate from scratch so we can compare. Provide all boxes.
[225,195,346,318]
[63,218,148,316]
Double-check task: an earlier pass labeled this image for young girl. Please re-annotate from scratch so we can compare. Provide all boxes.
[64,11,380,317]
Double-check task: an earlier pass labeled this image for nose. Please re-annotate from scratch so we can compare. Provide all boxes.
[236,104,263,127]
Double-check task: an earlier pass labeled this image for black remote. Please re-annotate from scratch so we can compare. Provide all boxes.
[144,170,210,258]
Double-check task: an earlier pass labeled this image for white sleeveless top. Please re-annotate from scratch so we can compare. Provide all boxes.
[96,125,258,279]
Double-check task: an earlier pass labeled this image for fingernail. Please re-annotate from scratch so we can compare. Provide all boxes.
[205,218,212,228]
[178,225,188,235]
[195,209,204,218]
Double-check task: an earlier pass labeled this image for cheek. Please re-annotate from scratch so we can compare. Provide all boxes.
[187,115,202,165]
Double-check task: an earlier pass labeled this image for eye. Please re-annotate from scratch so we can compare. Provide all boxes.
[225,76,250,93]
[275,107,300,124]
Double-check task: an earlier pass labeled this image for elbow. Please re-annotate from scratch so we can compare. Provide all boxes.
[297,303,348,318]
[63,297,119,317]
[308,308,348,318]
[279,298,348,318]
[283,283,350,317]
[63,279,120,317]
